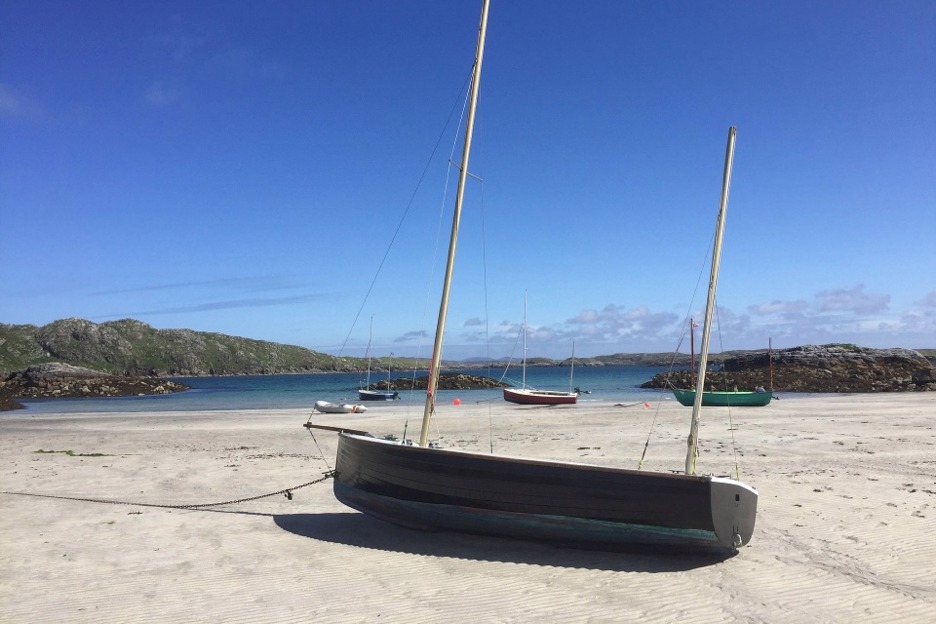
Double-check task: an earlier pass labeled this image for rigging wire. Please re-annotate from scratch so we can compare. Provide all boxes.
[639,218,713,463]
[497,322,523,384]
[320,64,474,442]
[470,106,498,455]
[390,71,479,442]
[659,225,717,387]
[653,209,747,479]
[641,209,741,469]
[712,302,743,480]
[334,69,474,359]
[408,72,477,439]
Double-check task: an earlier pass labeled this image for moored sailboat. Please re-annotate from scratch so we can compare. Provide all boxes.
[307,1,756,553]
[673,321,774,407]
[503,294,578,405]
[358,318,399,401]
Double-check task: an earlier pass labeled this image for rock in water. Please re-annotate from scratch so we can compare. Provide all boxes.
[1,362,190,409]
[641,344,936,393]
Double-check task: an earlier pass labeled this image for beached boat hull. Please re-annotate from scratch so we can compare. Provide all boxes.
[503,388,578,405]
[333,433,757,552]
[673,389,773,407]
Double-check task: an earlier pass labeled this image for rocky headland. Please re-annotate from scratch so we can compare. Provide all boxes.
[641,344,936,393]
[0,318,358,377]
[2,319,933,410]
[0,363,190,411]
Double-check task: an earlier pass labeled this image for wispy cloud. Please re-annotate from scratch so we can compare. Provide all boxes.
[741,284,936,346]
[92,276,306,296]
[566,304,679,343]
[457,304,684,352]
[454,282,931,355]
[917,290,936,308]
[0,83,42,120]
[108,294,324,318]
[816,284,890,314]
[899,309,936,333]
[748,300,809,318]
[394,330,428,343]
[140,33,205,108]
[148,33,206,63]
[144,81,179,107]
[95,276,322,318]
[141,32,284,109]
[206,47,286,82]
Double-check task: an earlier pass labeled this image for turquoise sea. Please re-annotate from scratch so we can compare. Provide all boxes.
[16,365,670,414]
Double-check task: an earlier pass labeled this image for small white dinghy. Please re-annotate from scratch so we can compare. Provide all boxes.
[314,400,368,414]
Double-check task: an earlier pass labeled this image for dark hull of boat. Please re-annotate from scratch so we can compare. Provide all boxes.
[503,388,578,405]
[358,390,399,401]
[673,389,773,407]
[333,433,757,552]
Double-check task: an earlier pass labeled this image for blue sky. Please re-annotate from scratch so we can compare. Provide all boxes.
[2,1,934,360]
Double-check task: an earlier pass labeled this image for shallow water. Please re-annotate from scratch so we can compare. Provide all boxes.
[15,365,672,414]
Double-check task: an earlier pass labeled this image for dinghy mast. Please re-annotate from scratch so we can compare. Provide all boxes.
[686,126,737,475]
[418,0,490,448]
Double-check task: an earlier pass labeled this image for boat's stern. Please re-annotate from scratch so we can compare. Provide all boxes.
[709,476,758,550]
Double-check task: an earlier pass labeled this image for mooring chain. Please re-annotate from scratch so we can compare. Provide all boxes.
[0,471,334,510]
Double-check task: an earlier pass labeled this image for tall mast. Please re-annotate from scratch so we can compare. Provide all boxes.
[689,318,696,383]
[365,315,373,387]
[521,291,528,389]
[418,0,490,447]
[569,341,575,393]
[768,337,774,390]
[686,126,737,475]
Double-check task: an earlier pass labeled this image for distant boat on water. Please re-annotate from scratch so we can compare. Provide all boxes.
[503,294,578,405]
[358,318,399,401]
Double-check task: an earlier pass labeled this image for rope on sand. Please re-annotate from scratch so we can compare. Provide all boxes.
[0,472,334,510]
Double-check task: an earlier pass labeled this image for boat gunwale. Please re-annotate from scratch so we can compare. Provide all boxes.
[338,432,721,484]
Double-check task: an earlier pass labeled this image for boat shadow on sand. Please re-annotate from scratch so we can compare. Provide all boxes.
[272,512,735,572]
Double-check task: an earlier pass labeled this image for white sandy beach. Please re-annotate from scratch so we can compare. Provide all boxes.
[1,393,934,623]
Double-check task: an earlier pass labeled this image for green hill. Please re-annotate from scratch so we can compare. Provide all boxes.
[0,318,357,376]
[3,318,932,377]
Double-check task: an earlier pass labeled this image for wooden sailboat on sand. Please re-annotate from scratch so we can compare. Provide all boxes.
[306,1,756,553]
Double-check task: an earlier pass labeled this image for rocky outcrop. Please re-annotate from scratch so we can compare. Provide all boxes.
[1,363,190,409]
[0,388,23,411]
[369,373,508,391]
[642,344,936,393]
